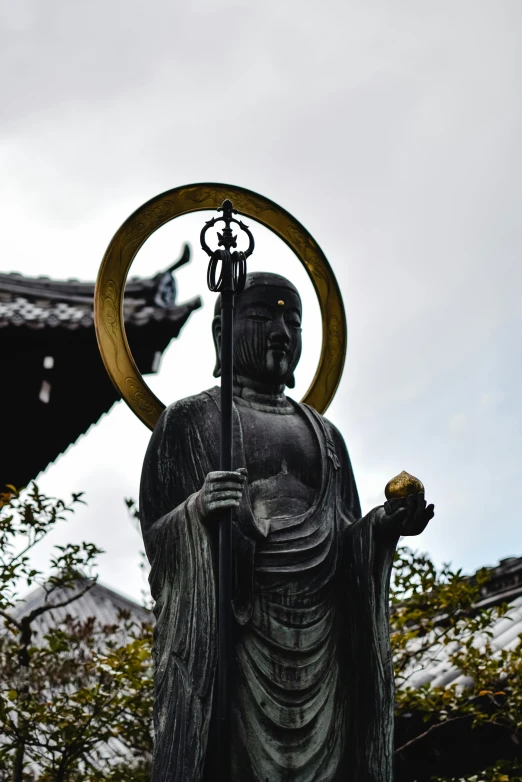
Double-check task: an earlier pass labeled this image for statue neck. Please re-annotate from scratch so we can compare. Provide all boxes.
[233,375,293,414]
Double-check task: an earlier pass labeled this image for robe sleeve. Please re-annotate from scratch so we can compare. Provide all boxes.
[328,419,398,782]
[326,419,362,523]
[139,397,219,782]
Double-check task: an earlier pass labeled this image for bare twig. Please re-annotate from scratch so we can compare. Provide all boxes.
[26,582,95,625]
[395,715,470,755]
[0,609,21,631]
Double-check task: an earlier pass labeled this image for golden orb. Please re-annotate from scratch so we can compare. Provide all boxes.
[385,471,424,500]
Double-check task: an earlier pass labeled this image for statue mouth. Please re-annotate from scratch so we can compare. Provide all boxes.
[268,344,289,355]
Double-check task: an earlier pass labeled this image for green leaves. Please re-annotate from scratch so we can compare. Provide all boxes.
[2,487,518,781]
[0,484,87,611]
[392,547,522,780]
[0,615,154,776]
[433,758,522,781]
[0,485,153,780]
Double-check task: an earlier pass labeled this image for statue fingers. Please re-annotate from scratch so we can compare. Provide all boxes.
[212,490,243,501]
[406,493,416,510]
[411,503,434,531]
[210,481,246,491]
[206,471,228,481]
[384,505,407,532]
[208,497,242,511]
[207,470,245,480]
[373,505,410,538]
[424,503,435,521]
[408,518,430,536]
[415,492,426,514]
[210,471,246,484]
[401,493,419,523]
[402,504,435,536]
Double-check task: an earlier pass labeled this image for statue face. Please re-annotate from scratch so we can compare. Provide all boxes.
[232,284,302,386]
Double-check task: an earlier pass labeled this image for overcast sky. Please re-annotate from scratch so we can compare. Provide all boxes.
[2,0,521,604]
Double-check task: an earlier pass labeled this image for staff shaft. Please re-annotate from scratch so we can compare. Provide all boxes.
[201,198,252,779]
[218,284,234,780]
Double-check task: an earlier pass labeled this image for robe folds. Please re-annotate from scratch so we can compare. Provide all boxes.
[139,388,398,782]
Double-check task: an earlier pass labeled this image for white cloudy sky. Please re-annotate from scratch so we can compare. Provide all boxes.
[2,0,521,603]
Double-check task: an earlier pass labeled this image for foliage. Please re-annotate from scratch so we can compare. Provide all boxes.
[391,547,522,781]
[434,758,522,782]
[1,484,520,780]
[0,485,153,782]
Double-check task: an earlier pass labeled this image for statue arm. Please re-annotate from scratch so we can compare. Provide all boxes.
[139,396,218,560]
[327,421,397,779]
[139,397,218,781]
[327,420,433,543]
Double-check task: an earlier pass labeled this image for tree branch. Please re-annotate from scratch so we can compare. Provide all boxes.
[26,582,95,625]
[5,533,46,570]
[395,715,471,755]
[0,608,21,631]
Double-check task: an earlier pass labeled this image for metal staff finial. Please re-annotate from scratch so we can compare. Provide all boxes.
[200,198,253,294]
[200,199,254,780]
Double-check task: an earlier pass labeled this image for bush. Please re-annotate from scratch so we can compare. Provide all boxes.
[0,485,153,781]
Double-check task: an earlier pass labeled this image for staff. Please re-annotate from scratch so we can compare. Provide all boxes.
[200,200,254,779]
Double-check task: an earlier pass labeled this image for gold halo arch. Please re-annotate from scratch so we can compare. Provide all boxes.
[94,183,347,430]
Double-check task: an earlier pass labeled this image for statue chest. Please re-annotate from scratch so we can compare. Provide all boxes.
[237,405,322,519]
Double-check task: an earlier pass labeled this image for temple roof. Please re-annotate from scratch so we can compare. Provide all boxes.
[11,579,152,635]
[400,555,522,691]
[1,245,201,489]
[0,244,196,330]
[394,555,522,778]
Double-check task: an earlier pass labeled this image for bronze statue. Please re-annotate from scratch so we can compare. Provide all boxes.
[139,272,435,782]
[93,184,435,781]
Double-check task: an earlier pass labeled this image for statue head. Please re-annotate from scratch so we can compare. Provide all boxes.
[212,272,302,390]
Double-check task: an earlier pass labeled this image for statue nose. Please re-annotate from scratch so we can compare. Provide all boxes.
[269,324,291,347]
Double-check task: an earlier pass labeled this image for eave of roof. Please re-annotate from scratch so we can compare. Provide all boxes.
[397,554,522,692]
[1,244,202,487]
[0,243,200,331]
[11,579,152,632]
[0,294,200,330]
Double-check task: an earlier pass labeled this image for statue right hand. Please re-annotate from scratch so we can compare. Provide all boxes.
[196,469,247,523]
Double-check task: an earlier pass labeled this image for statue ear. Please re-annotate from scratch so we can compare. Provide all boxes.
[212,316,221,378]
[286,373,296,389]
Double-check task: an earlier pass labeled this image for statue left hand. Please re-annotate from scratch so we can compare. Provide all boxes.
[376,492,435,537]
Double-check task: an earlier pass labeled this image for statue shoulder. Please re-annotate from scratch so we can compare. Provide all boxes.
[300,403,347,450]
[323,416,347,448]
[155,387,221,436]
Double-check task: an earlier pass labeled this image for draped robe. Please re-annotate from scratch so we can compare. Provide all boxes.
[139,388,399,782]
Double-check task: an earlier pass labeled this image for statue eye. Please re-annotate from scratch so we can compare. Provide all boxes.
[248,314,272,323]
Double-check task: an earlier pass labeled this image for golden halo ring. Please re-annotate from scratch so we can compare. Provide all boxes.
[94,183,347,430]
